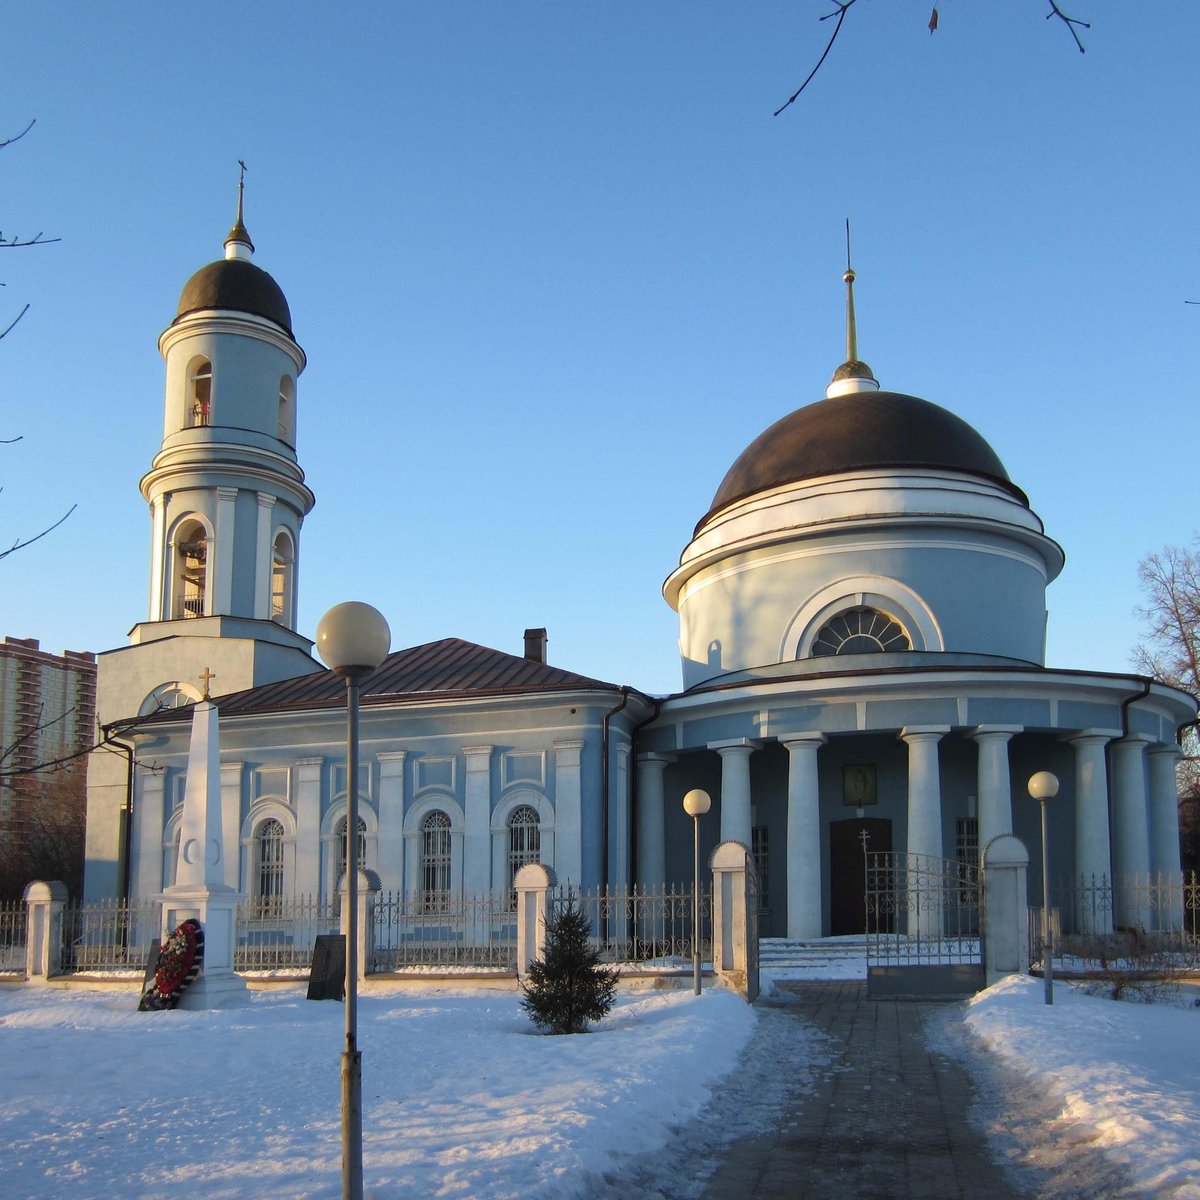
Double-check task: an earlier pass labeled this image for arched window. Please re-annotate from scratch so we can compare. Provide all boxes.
[278,375,295,443]
[189,359,212,427]
[171,520,209,620]
[420,810,452,913]
[271,531,293,625]
[335,815,368,885]
[255,819,285,909]
[810,607,911,657]
[507,805,540,893]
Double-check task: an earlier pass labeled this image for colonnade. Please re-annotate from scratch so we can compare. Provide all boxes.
[634,726,1185,939]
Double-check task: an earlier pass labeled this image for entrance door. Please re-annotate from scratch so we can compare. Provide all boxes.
[829,818,892,935]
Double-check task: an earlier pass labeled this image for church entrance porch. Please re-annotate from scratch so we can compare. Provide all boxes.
[829,817,891,935]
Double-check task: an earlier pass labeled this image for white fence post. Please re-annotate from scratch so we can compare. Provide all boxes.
[514,863,556,980]
[982,834,1030,986]
[23,880,68,980]
[709,841,759,1002]
[340,870,381,981]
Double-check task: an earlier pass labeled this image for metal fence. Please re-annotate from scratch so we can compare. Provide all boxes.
[372,890,517,971]
[555,882,710,967]
[0,899,24,975]
[60,899,160,974]
[235,896,340,972]
[1031,871,1200,963]
[865,851,982,969]
[5,880,712,978]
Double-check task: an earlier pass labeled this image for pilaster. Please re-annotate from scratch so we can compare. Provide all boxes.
[463,745,493,891]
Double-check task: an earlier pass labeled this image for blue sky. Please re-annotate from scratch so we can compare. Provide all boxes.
[4,2,1198,695]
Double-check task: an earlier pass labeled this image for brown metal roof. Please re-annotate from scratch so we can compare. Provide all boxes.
[128,637,630,727]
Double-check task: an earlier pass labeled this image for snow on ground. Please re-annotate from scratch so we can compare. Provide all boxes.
[0,980,758,1200]
[5,969,1200,1199]
[942,975,1200,1200]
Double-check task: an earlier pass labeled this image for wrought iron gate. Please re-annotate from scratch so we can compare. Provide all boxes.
[864,849,984,997]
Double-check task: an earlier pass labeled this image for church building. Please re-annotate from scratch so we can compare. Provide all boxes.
[84,203,1197,940]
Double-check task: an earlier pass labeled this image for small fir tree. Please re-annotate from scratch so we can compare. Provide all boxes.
[520,897,618,1034]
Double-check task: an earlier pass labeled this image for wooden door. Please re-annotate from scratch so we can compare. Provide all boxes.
[829,817,892,935]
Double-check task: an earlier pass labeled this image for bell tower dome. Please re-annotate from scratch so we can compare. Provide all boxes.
[139,171,314,638]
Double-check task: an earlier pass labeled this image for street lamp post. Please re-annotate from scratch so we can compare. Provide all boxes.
[316,602,391,1200]
[682,788,711,996]
[1027,770,1060,1007]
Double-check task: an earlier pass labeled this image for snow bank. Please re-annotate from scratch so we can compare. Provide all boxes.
[958,975,1200,1199]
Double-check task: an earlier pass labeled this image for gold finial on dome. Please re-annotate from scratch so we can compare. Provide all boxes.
[827,219,879,399]
[224,160,255,260]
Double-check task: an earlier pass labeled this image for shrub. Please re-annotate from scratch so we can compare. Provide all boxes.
[1057,929,1192,1004]
[520,897,618,1034]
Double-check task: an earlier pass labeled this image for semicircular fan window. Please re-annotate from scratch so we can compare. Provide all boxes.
[811,606,911,657]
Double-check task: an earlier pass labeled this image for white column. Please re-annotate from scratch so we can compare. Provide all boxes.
[709,738,759,847]
[1148,744,1184,931]
[1069,730,1115,933]
[1111,736,1152,929]
[971,726,1021,856]
[214,487,238,615]
[253,492,276,620]
[377,751,407,894]
[148,495,166,621]
[219,762,244,891]
[134,770,166,901]
[463,745,493,891]
[635,754,673,889]
[553,739,584,885]
[294,757,323,897]
[901,727,949,937]
[782,734,824,940]
[901,727,948,862]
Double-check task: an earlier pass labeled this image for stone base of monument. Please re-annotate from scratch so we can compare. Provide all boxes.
[160,885,250,1009]
[178,966,251,1009]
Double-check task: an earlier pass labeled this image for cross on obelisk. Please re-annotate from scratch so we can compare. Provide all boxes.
[198,667,216,700]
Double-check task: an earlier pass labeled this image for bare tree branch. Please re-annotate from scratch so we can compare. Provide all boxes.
[776,2,1089,115]
[0,118,35,151]
[1046,1,1090,54]
[775,0,858,117]
[0,302,30,340]
[0,231,62,248]
[0,500,77,562]
[1134,537,1200,797]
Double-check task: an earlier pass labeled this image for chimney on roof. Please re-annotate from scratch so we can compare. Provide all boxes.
[523,627,548,664]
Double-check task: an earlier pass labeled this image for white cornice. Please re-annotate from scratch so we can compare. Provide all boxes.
[159,311,307,373]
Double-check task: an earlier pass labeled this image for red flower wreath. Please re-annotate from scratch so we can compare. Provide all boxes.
[138,919,204,1011]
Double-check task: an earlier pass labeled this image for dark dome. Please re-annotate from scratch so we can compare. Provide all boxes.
[701,391,1024,532]
[175,258,293,335]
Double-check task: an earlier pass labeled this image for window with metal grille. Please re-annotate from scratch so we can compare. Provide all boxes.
[752,824,769,914]
[811,606,910,657]
[420,810,452,912]
[956,817,979,898]
[335,815,368,884]
[255,818,285,908]
[508,805,541,896]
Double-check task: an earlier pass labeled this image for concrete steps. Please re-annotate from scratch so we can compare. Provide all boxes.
[760,937,870,974]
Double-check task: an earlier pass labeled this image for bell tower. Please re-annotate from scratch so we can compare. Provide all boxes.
[140,169,314,637]
[84,177,321,902]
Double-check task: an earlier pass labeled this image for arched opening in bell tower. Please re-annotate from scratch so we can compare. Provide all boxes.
[170,518,211,619]
[188,358,212,427]
[270,530,294,625]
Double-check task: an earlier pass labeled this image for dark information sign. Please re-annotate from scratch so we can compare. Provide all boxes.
[141,940,161,989]
[307,934,346,1001]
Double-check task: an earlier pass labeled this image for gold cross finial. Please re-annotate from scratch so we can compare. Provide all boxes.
[199,667,216,700]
